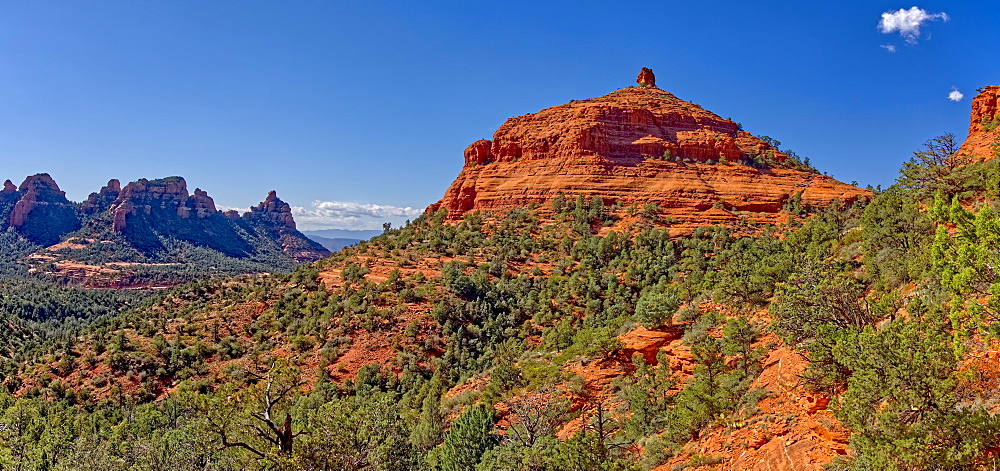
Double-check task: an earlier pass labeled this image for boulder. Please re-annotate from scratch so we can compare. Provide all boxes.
[618,326,682,364]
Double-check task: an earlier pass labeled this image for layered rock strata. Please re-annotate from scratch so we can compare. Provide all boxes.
[3,174,81,245]
[242,190,328,262]
[244,190,296,229]
[957,85,1000,162]
[0,174,329,264]
[430,74,869,229]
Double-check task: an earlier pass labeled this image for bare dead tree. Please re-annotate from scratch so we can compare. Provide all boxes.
[207,360,307,458]
[505,388,571,447]
[245,363,306,454]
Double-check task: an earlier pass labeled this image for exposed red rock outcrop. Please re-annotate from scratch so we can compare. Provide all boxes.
[243,191,329,262]
[109,177,187,232]
[82,179,121,214]
[244,190,297,229]
[112,205,129,232]
[16,173,63,195]
[618,326,683,364]
[8,196,34,228]
[3,173,326,282]
[430,76,869,230]
[108,177,217,232]
[180,188,218,219]
[957,85,1000,162]
[659,343,849,470]
[9,174,69,227]
[1,174,82,246]
[102,178,326,261]
[464,140,494,165]
[637,67,656,88]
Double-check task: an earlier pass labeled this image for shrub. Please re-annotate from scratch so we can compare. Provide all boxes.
[633,289,679,328]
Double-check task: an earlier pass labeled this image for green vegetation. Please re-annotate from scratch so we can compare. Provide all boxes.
[0,135,999,469]
[634,287,679,328]
[0,196,796,468]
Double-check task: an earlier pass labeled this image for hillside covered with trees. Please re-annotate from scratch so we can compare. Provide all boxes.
[0,127,998,469]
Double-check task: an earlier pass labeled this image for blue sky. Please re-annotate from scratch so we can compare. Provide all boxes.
[1,1,997,229]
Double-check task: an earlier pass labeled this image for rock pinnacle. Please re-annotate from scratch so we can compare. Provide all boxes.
[637,67,656,88]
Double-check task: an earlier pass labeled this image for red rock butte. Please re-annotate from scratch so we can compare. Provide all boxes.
[957,85,1000,162]
[429,71,869,231]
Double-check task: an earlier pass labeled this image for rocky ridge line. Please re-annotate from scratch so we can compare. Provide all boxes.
[0,174,330,266]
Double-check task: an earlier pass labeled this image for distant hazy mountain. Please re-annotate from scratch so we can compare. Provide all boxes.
[302,229,384,253]
[301,229,383,240]
[304,234,363,252]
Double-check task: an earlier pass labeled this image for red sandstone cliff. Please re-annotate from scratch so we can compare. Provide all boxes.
[81,179,122,215]
[102,177,326,261]
[1,174,82,246]
[957,85,1000,162]
[243,190,328,262]
[243,190,297,229]
[107,177,204,231]
[429,76,868,230]
[9,174,70,228]
[1,174,329,280]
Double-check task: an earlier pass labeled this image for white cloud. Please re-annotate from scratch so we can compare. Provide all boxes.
[948,88,964,102]
[291,200,424,230]
[878,7,949,44]
[215,204,247,213]
[880,44,897,53]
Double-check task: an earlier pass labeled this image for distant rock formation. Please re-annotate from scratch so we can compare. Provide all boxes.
[184,189,218,219]
[106,177,212,232]
[244,190,296,229]
[82,179,122,215]
[3,174,81,245]
[957,85,1000,162]
[0,174,330,273]
[429,71,868,232]
[243,190,328,262]
[637,67,656,88]
[86,176,327,261]
[11,174,66,227]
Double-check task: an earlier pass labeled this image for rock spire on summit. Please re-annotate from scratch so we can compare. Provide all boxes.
[429,78,870,231]
[637,67,656,88]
